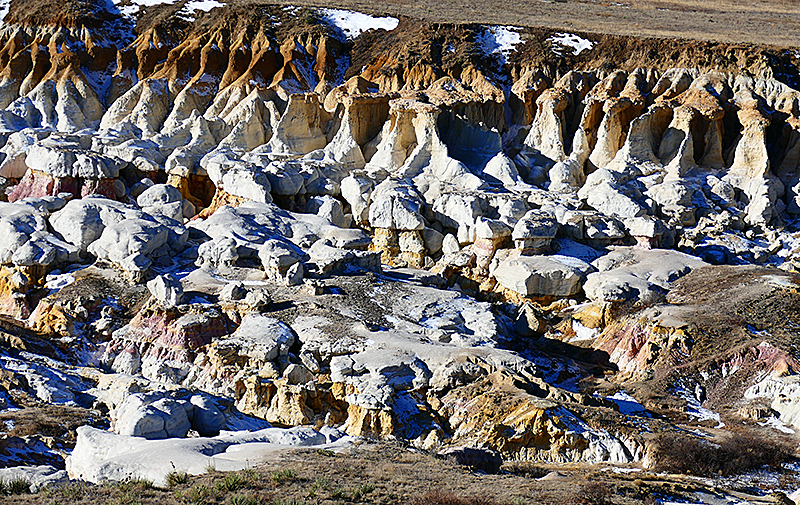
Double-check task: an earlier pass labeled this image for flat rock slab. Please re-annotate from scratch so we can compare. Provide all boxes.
[66,425,352,486]
[494,254,594,297]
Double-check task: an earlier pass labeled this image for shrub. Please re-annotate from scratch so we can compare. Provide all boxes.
[131,478,154,490]
[578,482,612,505]
[187,484,209,504]
[502,461,550,479]
[652,431,795,477]
[1,478,32,495]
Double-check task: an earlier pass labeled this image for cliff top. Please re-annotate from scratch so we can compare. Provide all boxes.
[4,0,800,48]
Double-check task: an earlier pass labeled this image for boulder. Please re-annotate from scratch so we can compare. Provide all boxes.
[146,274,184,308]
[494,254,594,297]
[258,239,306,286]
[439,446,502,474]
[217,314,295,364]
[512,210,559,254]
[583,247,707,303]
[306,196,347,228]
[114,394,192,439]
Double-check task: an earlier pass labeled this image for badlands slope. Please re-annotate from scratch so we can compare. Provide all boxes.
[0,0,800,503]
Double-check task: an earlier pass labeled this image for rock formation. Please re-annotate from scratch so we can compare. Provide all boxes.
[0,1,800,500]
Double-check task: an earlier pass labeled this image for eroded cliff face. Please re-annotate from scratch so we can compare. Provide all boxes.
[2,0,800,493]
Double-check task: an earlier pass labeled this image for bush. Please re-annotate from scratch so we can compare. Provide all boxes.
[652,431,795,477]
[410,491,501,505]
[502,461,550,479]
[187,484,209,504]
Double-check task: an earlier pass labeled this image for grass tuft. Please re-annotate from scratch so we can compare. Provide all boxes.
[270,468,297,484]
[351,482,376,501]
[216,472,249,492]
[230,494,259,505]
[166,471,190,487]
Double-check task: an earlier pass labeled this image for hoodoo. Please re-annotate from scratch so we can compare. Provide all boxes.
[2,0,800,503]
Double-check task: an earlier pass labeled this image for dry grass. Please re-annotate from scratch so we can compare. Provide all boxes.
[259,0,800,47]
[0,443,660,505]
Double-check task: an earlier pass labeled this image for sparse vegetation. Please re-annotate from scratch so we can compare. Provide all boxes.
[578,482,612,505]
[230,494,259,505]
[272,499,309,505]
[351,482,376,501]
[502,461,550,479]
[410,490,502,505]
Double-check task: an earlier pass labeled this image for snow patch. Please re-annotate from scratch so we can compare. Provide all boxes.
[605,391,651,418]
[45,273,75,291]
[570,320,598,342]
[112,0,222,18]
[478,26,523,64]
[548,32,595,55]
[112,0,169,17]
[184,0,223,12]
[759,416,796,434]
[673,384,724,428]
[320,9,399,40]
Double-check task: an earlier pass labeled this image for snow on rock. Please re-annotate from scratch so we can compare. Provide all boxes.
[478,26,524,64]
[112,0,168,17]
[673,384,724,428]
[758,416,796,434]
[0,0,9,24]
[0,466,67,492]
[320,9,399,40]
[548,32,595,55]
[570,320,598,342]
[605,391,651,418]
